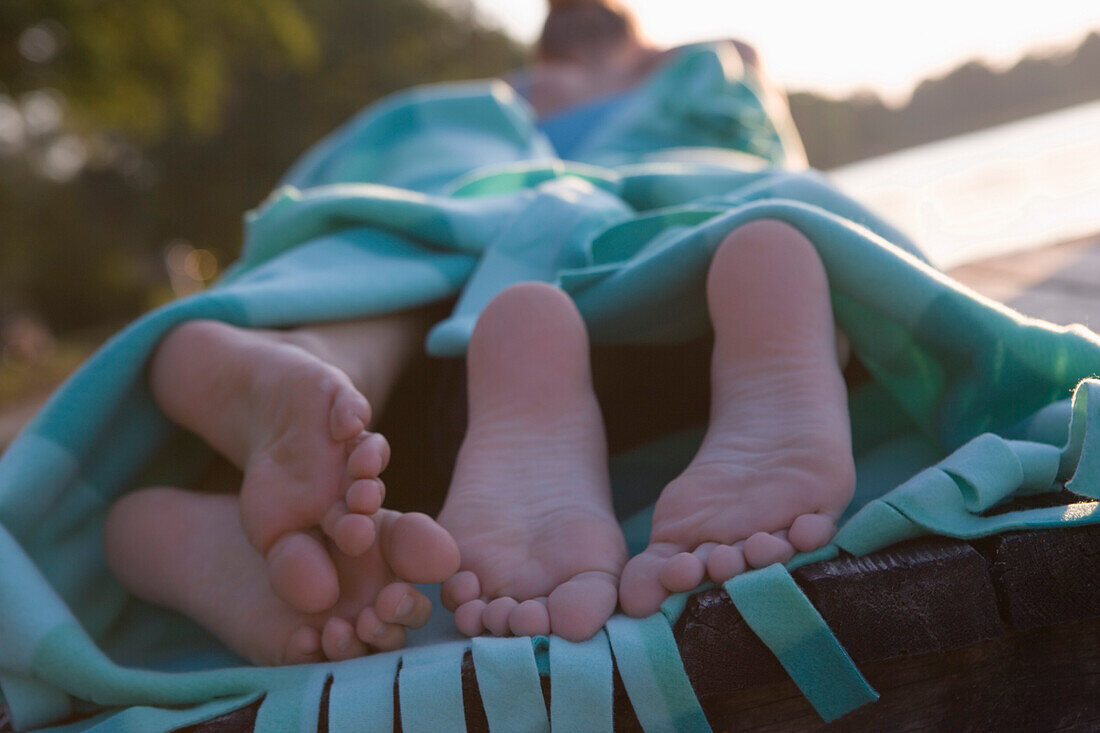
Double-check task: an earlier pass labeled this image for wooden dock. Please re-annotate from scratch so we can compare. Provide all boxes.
[951,234,1100,328]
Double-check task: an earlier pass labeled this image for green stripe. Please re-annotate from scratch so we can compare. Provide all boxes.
[606,615,711,733]
[725,565,878,722]
[471,637,549,733]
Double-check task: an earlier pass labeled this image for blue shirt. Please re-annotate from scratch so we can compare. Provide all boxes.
[536,88,638,159]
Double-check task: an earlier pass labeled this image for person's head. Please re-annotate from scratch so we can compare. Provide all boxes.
[536,0,647,64]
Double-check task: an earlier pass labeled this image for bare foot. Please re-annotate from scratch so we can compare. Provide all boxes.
[104,487,459,665]
[149,320,390,614]
[438,283,627,642]
[619,221,856,617]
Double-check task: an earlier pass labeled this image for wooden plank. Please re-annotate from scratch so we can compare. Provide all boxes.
[1004,289,1100,328]
[672,537,1004,706]
[674,587,787,695]
[949,235,1100,294]
[793,538,1004,660]
[976,523,1100,632]
[946,273,1100,328]
[948,234,1100,326]
[695,616,1100,732]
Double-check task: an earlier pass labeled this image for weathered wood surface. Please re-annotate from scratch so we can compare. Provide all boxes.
[687,615,1100,733]
[950,234,1100,327]
[977,522,1100,632]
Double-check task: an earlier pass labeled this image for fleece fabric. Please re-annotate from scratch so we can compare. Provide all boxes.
[1,42,1098,732]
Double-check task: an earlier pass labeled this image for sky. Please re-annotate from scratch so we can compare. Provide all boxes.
[468,0,1100,104]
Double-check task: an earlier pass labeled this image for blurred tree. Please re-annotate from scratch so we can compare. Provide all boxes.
[0,0,319,138]
[0,0,523,333]
[790,32,1100,169]
[142,0,524,283]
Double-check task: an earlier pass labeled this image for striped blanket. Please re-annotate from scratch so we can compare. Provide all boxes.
[1,42,1098,731]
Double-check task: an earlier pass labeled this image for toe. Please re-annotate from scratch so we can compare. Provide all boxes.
[321,617,369,661]
[355,607,407,651]
[380,511,461,584]
[619,543,683,618]
[376,583,432,629]
[267,532,339,614]
[548,571,619,641]
[321,501,346,537]
[484,598,519,637]
[706,543,747,583]
[330,389,371,442]
[442,571,481,613]
[692,542,718,566]
[333,513,376,557]
[743,531,796,568]
[789,513,837,553]
[658,552,706,593]
[346,478,385,515]
[284,626,325,665]
[510,599,551,637]
[370,625,408,652]
[347,433,391,478]
[454,600,488,636]
[321,501,377,556]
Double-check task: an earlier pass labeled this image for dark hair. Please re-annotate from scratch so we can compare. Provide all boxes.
[537,0,641,62]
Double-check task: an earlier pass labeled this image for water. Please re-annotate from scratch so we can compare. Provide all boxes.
[827,98,1100,269]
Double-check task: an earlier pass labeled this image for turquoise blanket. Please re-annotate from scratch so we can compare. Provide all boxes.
[2,42,1100,732]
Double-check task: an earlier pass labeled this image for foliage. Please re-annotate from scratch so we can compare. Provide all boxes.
[0,0,524,333]
[0,0,319,138]
[790,32,1100,169]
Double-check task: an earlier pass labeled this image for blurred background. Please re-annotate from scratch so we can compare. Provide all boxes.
[0,0,1098,437]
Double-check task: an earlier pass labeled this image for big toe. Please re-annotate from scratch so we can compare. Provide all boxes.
[380,511,460,583]
[267,531,339,614]
[548,571,619,641]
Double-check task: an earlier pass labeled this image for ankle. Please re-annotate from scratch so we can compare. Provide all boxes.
[359,311,431,415]
[276,309,433,420]
[149,320,254,427]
